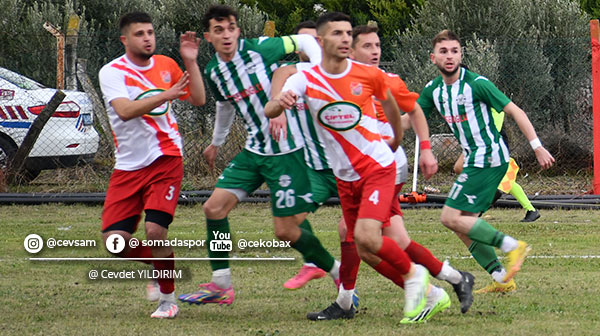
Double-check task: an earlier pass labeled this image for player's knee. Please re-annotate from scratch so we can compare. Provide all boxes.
[203,199,227,219]
[440,212,459,230]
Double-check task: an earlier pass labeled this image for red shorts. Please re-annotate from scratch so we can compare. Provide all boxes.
[336,163,396,242]
[102,155,183,232]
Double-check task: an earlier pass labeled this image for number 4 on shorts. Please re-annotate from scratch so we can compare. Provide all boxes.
[369,190,379,205]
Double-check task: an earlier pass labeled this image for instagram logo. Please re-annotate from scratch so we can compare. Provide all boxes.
[24,234,44,254]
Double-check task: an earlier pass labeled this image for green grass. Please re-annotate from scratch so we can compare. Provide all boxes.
[1,204,599,335]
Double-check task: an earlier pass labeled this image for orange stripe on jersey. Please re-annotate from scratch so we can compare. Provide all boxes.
[141,115,181,156]
[354,125,383,142]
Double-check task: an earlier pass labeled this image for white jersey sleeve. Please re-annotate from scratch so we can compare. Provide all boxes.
[211,101,236,146]
[282,71,308,98]
[98,64,129,104]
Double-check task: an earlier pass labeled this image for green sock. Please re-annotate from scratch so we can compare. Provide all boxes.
[299,219,314,263]
[467,218,506,248]
[299,219,314,234]
[469,241,502,274]
[291,228,335,272]
[207,217,230,271]
[509,182,535,211]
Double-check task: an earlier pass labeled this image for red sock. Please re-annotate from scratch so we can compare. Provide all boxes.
[375,236,412,275]
[340,242,361,290]
[124,245,153,265]
[405,240,443,277]
[373,260,404,288]
[152,252,175,294]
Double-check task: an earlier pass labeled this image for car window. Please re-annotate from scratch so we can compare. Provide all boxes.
[0,67,45,90]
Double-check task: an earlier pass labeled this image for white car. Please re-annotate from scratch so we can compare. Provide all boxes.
[0,67,99,181]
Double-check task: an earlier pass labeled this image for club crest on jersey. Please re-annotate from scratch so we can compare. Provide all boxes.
[317,101,361,131]
[350,82,362,96]
[160,71,172,83]
[456,94,466,105]
[135,89,170,116]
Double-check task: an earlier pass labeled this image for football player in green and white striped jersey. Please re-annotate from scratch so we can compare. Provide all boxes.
[178,5,341,307]
[417,30,554,294]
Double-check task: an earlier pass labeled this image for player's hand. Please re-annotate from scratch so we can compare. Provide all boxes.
[277,90,298,110]
[180,31,200,62]
[535,146,555,170]
[163,71,189,101]
[419,149,438,180]
[385,137,401,152]
[269,113,288,141]
[203,144,219,169]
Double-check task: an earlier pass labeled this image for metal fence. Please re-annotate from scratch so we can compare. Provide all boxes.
[0,32,594,195]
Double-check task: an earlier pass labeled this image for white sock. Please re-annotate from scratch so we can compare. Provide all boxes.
[304,262,317,268]
[500,236,518,253]
[491,268,507,283]
[436,260,462,285]
[428,285,441,299]
[335,284,354,311]
[212,268,232,288]
[160,291,176,303]
[329,260,340,280]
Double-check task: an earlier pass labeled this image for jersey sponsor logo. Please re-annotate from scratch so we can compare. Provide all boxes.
[350,82,363,96]
[457,173,468,183]
[278,174,292,188]
[160,71,171,83]
[456,94,466,105]
[317,101,361,131]
[225,83,264,103]
[135,89,170,116]
[444,114,468,124]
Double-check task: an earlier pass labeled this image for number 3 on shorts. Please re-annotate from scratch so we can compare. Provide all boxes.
[165,185,175,201]
[369,190,379,205]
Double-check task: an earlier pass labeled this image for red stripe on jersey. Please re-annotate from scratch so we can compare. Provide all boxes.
[328,128,387,178]
[111,63,152,91]
[15,106,28,119]
[5,106,18,119]
[141,115,181,156]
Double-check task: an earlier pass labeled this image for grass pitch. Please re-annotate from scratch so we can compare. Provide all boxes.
[1,203,599,335]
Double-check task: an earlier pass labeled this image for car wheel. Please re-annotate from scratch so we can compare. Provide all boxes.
[0,137,39,183]
[0,136,17,172]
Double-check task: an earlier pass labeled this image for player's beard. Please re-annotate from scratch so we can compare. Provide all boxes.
[438,63,459,77]
[137,50,154,60]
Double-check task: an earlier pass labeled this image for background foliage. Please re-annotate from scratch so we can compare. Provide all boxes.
[0,0,596,194]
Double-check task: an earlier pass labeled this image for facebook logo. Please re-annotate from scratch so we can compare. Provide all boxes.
[105,233,126,254]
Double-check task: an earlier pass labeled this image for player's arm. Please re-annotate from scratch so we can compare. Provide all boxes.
[265,66,302,119]
[180,31,206,106]
[109,72,190,121]
[407,102,438,179]
[379,88,403,151]
[267,64,300,139]
[284,35,322,64]
[504,102,555,169]
[204,101,236,169]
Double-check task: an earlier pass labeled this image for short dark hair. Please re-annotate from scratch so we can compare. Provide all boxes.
[203,5,238,32]
[351,25,378,47]
[316,12,351,34]
[432,29,461,49]
[293,21,317,34]
[119,12,152,33]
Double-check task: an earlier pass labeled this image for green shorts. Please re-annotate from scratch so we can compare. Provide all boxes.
[216,149,316,216]
[307,168,338,207]
[444,163,508,213]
